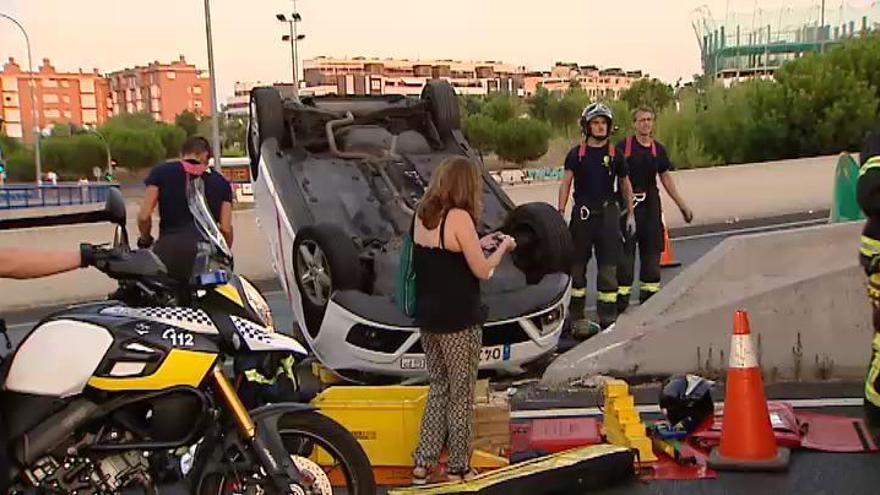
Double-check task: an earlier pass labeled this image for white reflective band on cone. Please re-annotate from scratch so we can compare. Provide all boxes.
[729,334,758,368]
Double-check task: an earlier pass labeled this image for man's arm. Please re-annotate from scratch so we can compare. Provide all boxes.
[620,176,635,217]
[558,171,574,213]
[659,172,693,222]
[0,248,82,279]
[138,186,159,243]
[219,201,233,247]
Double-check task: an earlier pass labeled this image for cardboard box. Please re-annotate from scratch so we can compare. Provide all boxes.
[473,392,510,456]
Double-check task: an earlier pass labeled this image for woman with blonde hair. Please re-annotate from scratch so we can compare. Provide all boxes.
[410,156,516,484]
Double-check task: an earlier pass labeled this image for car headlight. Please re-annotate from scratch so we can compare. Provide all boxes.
[240,277,275,332]
[529,304,564,335]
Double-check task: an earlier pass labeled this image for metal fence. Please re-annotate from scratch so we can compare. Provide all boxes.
[0,184,117,210]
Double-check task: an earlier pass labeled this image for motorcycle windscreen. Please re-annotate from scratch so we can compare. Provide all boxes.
[186,176,233,264]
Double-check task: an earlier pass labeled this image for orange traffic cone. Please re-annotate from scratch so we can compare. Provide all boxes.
[659,214,680,268]
[708,310,790,471]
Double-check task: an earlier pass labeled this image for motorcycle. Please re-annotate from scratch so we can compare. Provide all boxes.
[0,186,376,494]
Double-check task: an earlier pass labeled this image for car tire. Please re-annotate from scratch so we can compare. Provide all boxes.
[421,80,460,138]
[502,202,573,284]
[293,224,363,333]
[248,87,287,179]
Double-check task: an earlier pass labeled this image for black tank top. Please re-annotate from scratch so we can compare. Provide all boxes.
[413,212,486,333]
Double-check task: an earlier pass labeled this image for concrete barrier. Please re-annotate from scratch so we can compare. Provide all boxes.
[542,221,873,385]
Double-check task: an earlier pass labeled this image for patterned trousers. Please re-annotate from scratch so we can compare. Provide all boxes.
[413,326,482,472]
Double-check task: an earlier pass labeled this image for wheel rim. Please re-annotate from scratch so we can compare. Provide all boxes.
[295,240,332,307]
[210,429,361,495]
[249,98,261,161]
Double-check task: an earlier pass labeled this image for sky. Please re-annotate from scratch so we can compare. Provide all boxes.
[0,0,864,103]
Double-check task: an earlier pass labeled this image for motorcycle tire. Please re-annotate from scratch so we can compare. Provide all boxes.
[198,411,375,495]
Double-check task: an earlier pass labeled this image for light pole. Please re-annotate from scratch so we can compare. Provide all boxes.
[84,126,112,176]
[0,12,42,185]
[203,0,222,168]
[277,5,304,96]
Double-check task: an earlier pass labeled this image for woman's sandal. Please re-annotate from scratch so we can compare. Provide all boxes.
[446,468,478,483]
[412,465,431,486]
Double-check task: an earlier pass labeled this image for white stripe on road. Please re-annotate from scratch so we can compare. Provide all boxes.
[510,397,864,419]
[673,218,828,242]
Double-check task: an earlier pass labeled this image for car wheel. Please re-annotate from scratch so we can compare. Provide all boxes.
[293,224,363,330]
[502,202,573,284]
[248,87,287,179]
[421,80,460,138]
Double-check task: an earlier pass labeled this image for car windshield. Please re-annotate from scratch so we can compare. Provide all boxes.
[187,176,233,262]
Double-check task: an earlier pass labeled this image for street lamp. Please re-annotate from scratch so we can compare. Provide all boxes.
[0,12,42,185]
[83,126,112,176]
[203,0,222,168]
[277,4,304,95]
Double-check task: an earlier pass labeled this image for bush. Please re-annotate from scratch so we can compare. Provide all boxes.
[463,113,498,155]
[655,97,721,169]
[155,123,187,158]
[105,127,165,170]
[493,118,552,165]
[41,134,107,179]
[7,149,36,182]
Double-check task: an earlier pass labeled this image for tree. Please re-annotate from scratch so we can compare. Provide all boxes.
[547,91,586,137]
[6,149,35,181]
[621,78,674,113]
[527,86,553,122]
[482,94,520,123]
[41,134,107,178]
[104,112,156,130]
[493,118,552,165]
[175,110,201,137]
[105,127,165,170]
[154,123,187,158]
[463,113,498,156]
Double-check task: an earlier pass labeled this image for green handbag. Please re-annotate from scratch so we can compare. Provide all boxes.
[395,217,417,317]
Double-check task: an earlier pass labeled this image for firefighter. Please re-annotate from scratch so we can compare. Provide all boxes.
[856,125,880,432]
[616,107,693,313]
[558,102,635,333]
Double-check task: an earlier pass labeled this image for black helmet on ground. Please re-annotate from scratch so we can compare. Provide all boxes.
[659,374,715,433]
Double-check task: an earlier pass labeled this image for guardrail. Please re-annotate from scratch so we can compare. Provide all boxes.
[0,184,118,210]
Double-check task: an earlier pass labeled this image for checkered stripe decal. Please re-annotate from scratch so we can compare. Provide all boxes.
[231,316,273,344]
[101,306,218,334]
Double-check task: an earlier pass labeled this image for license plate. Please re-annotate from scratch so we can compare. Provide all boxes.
[400,356,425,370]
[480,344,511,364]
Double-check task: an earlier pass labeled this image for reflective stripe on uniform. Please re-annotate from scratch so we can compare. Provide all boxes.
[869,274,880,307]
[618,286,632,296]
[859,156,880,177]
[861,236,880,258]
[571,287,587,298]
[866,333,880,408]
[598,291,618,303]
[640,282,661,293]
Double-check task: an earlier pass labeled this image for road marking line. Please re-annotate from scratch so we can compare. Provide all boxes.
[510,397,864,419]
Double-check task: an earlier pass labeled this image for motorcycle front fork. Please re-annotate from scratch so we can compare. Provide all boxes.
[212,368,309,491]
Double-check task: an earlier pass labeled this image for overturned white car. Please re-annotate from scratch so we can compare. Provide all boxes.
[248,80,572,381]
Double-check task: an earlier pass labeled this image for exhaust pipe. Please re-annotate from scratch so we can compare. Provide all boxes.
[15,399,100,465]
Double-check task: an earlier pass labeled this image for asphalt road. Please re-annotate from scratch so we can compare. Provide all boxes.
[1,212,830,353]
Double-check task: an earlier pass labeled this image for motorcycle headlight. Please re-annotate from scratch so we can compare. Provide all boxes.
[240,277,275,332]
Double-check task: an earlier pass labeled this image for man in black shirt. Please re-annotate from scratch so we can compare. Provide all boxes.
[558,103,635,332]
[137,136,233,284]
[616,108,693,312]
